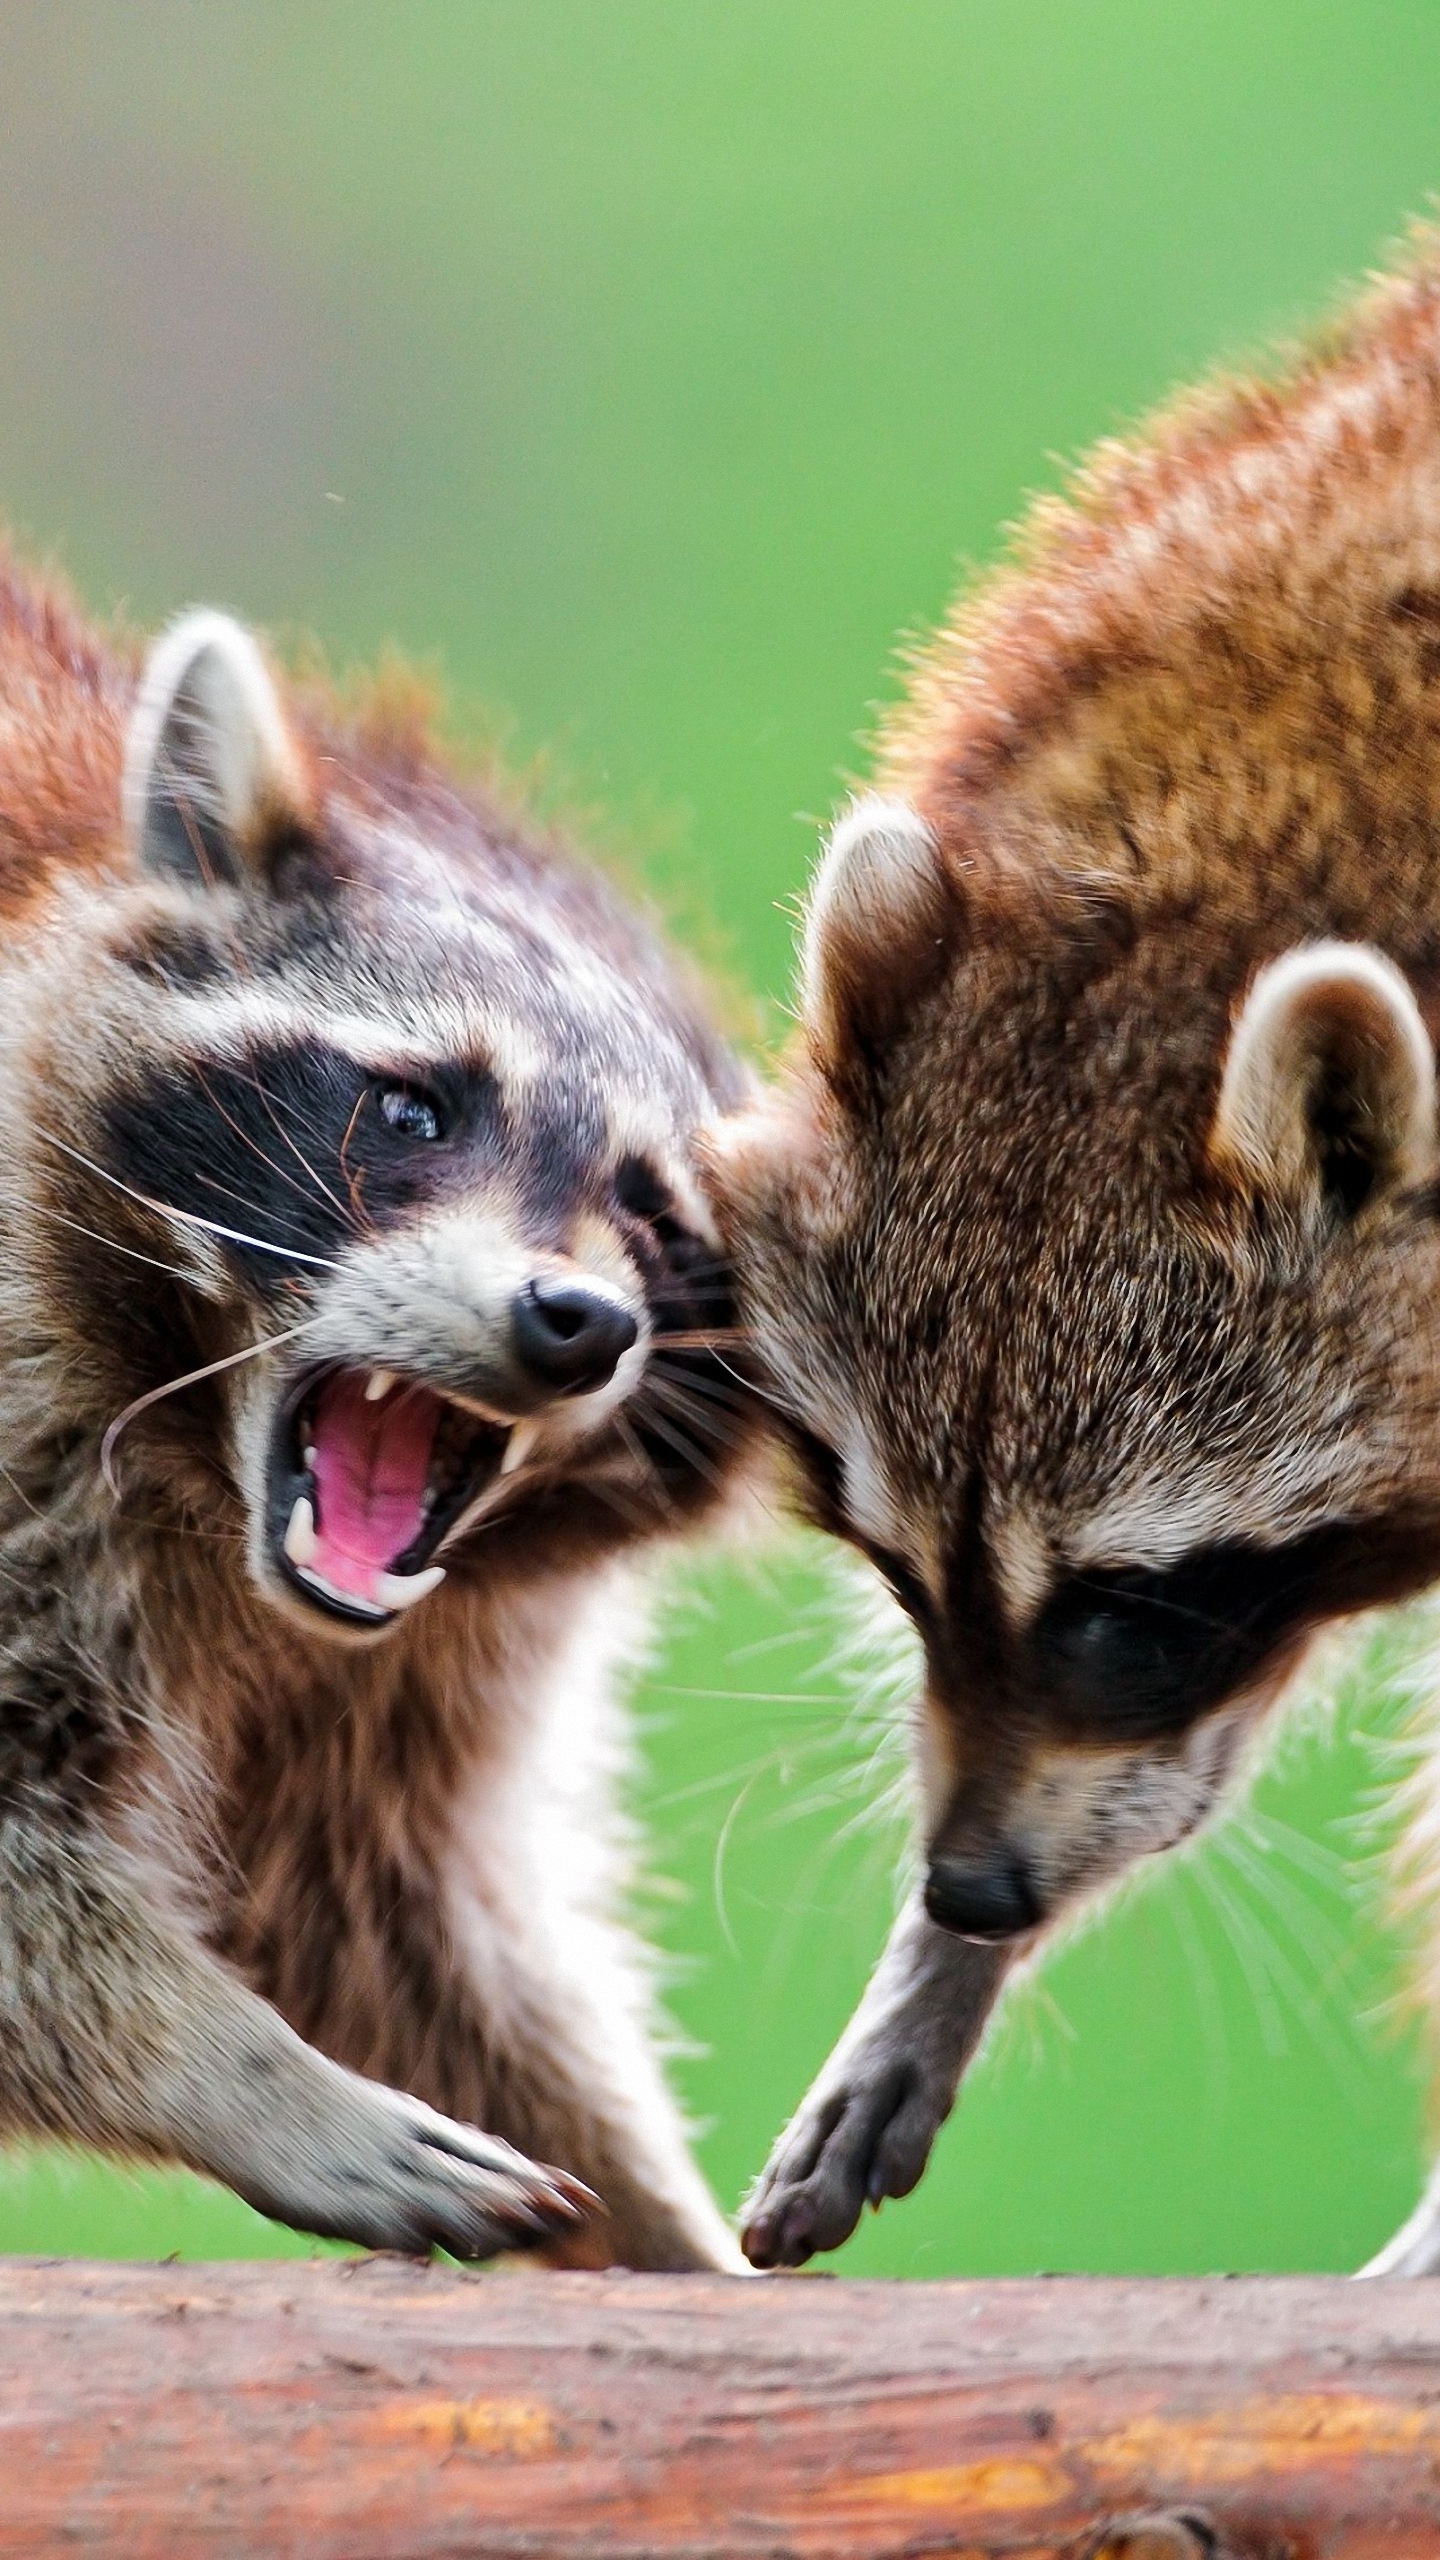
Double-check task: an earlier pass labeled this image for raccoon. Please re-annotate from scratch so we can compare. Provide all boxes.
[0,560,758,2271]
[711,228,1440,2270]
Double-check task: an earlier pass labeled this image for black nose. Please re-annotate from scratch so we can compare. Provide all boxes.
[924,1854,1041,1943]
[511,1276,639,1395]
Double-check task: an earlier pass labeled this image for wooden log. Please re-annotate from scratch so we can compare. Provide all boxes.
[2,2262,1440,2556]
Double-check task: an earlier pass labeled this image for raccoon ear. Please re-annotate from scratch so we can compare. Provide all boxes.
[799,795,955,1083]
[1210,943,1438,1221]
[124,611,313,889]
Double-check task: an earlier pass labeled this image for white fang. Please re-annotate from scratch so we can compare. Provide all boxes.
[373,1564,446,1611]
[500,1419,543,1477]
[283,1495,318,1568]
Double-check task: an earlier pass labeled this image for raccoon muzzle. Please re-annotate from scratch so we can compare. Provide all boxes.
[268,1365,513,1628]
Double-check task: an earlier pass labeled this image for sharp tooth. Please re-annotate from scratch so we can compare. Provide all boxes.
[373,1564,446,1612]
[500,1420,542,1477]
[284,1494,318,1568]
[302,1444,318,1470]
[365,1368,398,1403]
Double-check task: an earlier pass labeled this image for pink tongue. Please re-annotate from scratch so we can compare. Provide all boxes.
[308,1372,442,1604]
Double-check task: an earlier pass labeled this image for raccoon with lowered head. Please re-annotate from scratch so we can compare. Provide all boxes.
[714,229,1440,2271]
[0,562,755,2270]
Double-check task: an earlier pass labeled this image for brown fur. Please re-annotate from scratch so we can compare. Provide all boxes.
[712,224,1440,2270]
[0,557,135,909]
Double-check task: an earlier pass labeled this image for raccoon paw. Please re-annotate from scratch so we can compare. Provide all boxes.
[741,2059,946,2268]
[239,2074,595,2261]
[353,2090,597,2260]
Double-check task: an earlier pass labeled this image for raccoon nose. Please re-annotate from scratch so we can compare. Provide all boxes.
[510,1276,639,1396]
[923,1854,1041,1943]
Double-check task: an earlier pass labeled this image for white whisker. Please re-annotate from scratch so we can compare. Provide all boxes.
[101,1320,318,1497]
[711,1770,759,1958]
[609,1411,681,1521]
[707,1345,790,1418]
[213,1059,355,1227]
[643,1367,749,1451]
[630,1398,726,1487]
[39,1132,340,1270]
[32,1205,197,1286]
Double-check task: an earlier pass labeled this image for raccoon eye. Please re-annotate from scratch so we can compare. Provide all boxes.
[1033,1540,1326,1739]
[375,1081,446,1142]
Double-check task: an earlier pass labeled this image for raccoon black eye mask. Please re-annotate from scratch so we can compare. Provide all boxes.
[94,1015,715,1634]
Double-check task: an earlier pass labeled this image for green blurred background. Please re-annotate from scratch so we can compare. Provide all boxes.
[2,0,1440,2274]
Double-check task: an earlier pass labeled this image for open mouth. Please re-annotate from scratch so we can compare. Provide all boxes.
[267,1367,518,1629]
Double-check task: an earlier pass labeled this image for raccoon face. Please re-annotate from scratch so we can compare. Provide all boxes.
[43,614,747,1642]
[710,799,1440,1938]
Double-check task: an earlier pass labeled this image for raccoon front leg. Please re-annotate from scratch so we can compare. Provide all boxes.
[221,1747,742,2269]
[742,1891,1009,2268]
[401,1892,745,2273]
[0,1813,587,2257]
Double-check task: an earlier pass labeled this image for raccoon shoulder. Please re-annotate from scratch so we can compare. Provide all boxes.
[878,223,1440,966]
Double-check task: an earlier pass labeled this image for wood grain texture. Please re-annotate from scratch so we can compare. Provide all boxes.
[2,2262,1440,2557]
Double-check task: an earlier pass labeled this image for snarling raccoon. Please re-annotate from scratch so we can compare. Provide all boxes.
[0,560,758,2270]
[712,227,1440,2270]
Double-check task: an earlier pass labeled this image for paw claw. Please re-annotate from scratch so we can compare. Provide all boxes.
[542,2166,599,2219]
